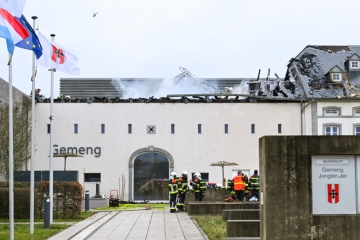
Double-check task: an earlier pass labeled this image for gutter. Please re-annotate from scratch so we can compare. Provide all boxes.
[301,98,314,135]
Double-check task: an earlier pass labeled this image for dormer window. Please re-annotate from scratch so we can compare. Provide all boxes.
[331,73,342,82]
[350,61,360,69]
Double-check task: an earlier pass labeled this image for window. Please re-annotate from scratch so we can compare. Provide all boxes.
[191,172,209,182]
[251,124,255,134]
[350,61,360,69]
[278,124,282,134]
[74,124,78,134]
[325,126,339,135]
[198,124,202,134]
[128,124,132,134]
[101,124,105,134]
[355,126,360,135]
[47,124,50,134]
[171,124,175,134]
[331,73,341,82]
[224,124,228,134]
[354,109,360,116]
[84,173,101,182]
[325,108,339,116]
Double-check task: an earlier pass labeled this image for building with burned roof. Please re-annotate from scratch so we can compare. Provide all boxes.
[11,46,360,202]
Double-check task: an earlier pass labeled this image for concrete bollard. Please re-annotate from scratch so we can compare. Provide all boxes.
[85,190,90,211]
[44,196,50,229]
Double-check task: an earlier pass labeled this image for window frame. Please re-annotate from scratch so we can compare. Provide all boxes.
[84,173,101,182]
[323,123,341,136]
[350,61,360,69]
[354,124,360,135]
[331,73,342,82]
[322,107,341,117]
[353,107,360,117]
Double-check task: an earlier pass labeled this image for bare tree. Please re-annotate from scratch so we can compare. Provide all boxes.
[0,103,31,181]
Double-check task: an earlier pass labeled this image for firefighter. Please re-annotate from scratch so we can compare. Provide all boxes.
[190,172,202,201]
[249,170,260,201]
[226,179,236,201]
[177,171,189,211]
[233,170,246,201]
[169,172,178,213]
[242,173,249,201]
[199,175,207,200]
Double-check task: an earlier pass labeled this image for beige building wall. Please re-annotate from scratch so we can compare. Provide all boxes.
[34,102,301,200]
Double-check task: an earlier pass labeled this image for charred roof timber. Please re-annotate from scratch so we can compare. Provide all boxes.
[52,49,360,104]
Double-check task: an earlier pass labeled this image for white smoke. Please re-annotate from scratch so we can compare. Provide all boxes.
[111,77,219,99]
[231,79,249,94]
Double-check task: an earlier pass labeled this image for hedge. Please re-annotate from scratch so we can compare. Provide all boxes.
[0,181,83,219]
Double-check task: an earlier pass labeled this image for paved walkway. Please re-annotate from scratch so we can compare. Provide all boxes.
[48,209,208,240]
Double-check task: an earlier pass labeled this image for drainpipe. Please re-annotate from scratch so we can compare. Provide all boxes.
[301,98,314,135]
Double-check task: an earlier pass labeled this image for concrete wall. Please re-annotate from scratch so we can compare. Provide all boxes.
[259,136,360,240]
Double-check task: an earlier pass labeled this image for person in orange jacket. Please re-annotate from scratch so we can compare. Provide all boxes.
[233,170,245,201]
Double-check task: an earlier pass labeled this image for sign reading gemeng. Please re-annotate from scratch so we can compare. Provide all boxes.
[53,145,101,157]
[312,155,356,214]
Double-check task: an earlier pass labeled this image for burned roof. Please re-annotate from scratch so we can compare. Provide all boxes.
[286,45,360,99]
[49,48,360,104]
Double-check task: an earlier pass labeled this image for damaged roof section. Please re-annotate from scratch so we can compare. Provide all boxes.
[285,45,360,99]
[52,45,360,103]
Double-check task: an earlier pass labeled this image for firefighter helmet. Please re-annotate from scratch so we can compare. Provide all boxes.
[182,171,188,176]
[193,172,201,178]
[170,172,177,177]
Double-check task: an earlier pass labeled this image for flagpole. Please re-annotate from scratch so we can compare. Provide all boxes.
[49,34,56,224]
[30,16,37,235]
[8,53,14,240]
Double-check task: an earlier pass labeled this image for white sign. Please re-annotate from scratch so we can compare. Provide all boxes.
[312,155,356,214]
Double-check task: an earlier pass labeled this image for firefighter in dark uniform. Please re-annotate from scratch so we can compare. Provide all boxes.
[176,171,189,211]
[249,170,260,201]
[191,172,202,201]
[242,173,249,201]
[227,179,236,201]
[169,172,178,212]
[199,175,207,200]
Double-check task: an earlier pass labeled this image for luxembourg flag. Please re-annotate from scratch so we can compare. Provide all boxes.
[0,8,29,54]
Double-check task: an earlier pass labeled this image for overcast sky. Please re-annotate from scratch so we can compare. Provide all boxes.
[1,0,360,98]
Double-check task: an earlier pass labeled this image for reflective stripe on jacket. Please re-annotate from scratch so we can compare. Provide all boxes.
[250,175,260,190]
[168,179,178,194]
[233,175,245,190]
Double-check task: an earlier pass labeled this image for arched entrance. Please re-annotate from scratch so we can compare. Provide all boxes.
[128,146,174,202]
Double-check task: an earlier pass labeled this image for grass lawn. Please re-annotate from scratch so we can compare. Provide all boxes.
[95,203,168,211]
[0,211,97,240]
[0,211,97,223]
[193,215,226,240]
[0,224,69,240]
